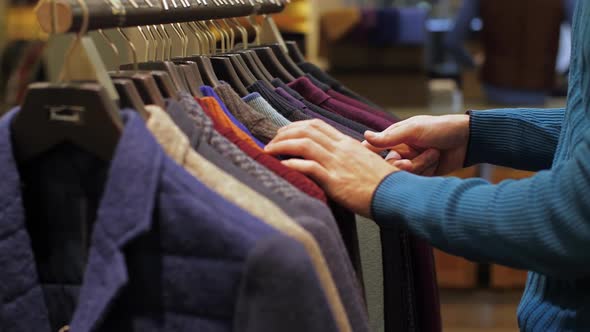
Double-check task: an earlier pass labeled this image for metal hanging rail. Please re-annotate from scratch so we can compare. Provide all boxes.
[35,0,286,34]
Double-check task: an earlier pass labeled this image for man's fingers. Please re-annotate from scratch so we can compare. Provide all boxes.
[281,159,330,183]
[385,150,402,161]
[409,149,440,174]
[361,140,388,153]
[391,159,413,171]
[277,119,343,141]
[421,163,439,177]
[364,123,418,149]
[271,124,334,152]
[265,138,331,165]
[390,144,421,160]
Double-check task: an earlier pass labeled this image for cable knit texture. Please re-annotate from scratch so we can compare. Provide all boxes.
[214,84,279,144]
[372,1,590,330]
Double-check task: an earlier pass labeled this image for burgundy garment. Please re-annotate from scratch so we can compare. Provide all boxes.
[275,88,365,141]
[214,124,329,204]
[411,237,442,332]
[288,77,393,131]
[327,89,400,123]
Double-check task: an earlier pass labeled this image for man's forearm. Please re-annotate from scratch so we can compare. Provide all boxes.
[464,108,565,171]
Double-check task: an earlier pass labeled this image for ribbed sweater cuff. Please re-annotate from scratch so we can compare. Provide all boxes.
[371,171,422,227]
[242,92,261,103]
[465,110,498,167]
[465,110,538,167]
[371,170,459,247]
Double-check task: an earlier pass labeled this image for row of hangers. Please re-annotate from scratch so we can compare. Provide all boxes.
[12,0,309,164]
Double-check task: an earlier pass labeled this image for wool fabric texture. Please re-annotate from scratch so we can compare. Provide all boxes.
[288,77,391,131]
[0,109,335,332]
[248,80,312,122]
[214,84,279,144]
[243,92,293,127]
[198,96,265,152]
[200,85,265,148]
[146,105,351,332]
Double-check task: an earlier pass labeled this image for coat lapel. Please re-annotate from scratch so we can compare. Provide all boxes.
[0,109,164,332]
[70,111,164,332]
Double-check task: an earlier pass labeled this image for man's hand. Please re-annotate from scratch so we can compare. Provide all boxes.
[363,114,470,176]
[265,119,399,218]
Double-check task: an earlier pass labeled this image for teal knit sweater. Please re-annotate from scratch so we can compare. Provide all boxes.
[371,2,590,331]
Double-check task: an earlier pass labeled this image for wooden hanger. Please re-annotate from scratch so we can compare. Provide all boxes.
[13,0,122,163]
[113,78,148,119]
[259,13,287,52]
[169,21,205,97]
[243,13,294,82]
[209,21,254,94]
[120,61,186,96]
[174,20,223,88]
[243,49,275,81]
[97,29,149,118]
[119,25,187,96]
[109,71,166,108]
[219,54,256,86]
[232,54,260,82]
[153,24,201,97]
[232,50,271,83]
[108,28,166,107]
[210,56,249,96]
[253,47,295,82]
[178,55,222,88]
[249,9,304,78]
[286,40,306,64]
[177,62,205,97]
[268,43,305,78]
[227,18,274,83]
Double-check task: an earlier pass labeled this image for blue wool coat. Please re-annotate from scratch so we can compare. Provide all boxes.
[0,110,338,332]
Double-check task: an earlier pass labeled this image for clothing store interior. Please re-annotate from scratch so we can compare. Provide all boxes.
[0,0,580,331]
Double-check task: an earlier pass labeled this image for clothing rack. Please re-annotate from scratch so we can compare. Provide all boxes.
[2,0,444,331]
[36,0,286,34]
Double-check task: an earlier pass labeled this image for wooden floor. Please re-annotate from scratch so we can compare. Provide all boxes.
[441,290,521,332]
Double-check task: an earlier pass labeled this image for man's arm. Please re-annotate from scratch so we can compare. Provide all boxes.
[465,108,565,171]
[372,123,590,280]
[565,0,576,25]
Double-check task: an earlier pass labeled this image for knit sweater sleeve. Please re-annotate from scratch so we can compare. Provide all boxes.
[372,126,590,280]
[465,108,565,171]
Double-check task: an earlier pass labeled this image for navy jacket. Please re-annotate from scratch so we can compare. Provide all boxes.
[0,109,338,332]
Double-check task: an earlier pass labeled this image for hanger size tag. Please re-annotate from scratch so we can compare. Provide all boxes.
[46,105,85,124]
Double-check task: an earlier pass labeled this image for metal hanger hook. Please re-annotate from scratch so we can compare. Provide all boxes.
[231,17,248,49]
[98,29,121,73]
[58,0,90,82]
[118,27,139,71]
[136,26,151,62]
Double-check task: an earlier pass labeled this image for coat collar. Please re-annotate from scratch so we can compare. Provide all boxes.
[0,109,163,332]
[146,105,190,165]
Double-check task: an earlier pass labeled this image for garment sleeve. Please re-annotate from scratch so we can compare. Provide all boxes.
[465,108,565,171]
[565,0,576,25]
[444,0,479,69]
[371,126,590,280]
[234,235,340,332]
